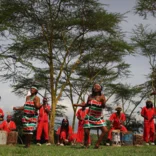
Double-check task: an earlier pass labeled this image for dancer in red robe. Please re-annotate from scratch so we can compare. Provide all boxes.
[0,115,16,133]
[76,107,90,144]
[56,118,76,146]
[141,100,155,145]
[36,97,51,146]
[106,106,127,146]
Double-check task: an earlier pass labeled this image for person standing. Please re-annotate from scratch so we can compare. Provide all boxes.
[13,86,41,148]
[36,97,51,146]
[76,107,90,145]
[74,83,108,148]
[141,100,155,145]
[106,106,127,146]
[0,115,16,133]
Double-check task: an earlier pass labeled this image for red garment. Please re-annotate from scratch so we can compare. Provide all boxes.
[0,121,16,133]
[36,104,50,140]
[0,108,4,118]
[38,105,50,122]
[141,107,155,142]
[108,112,127,140]
[56,126,75,142]
[36,122,49,140]
[76,108,90,143]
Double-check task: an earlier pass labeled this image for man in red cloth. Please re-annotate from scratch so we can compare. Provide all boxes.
[0,115,16,133]
[76,107,90,145]
[36,97,51,146]
[56,118,76,146]
[0,108,4,121]
[106,106,127,146]
[141,100,155,145]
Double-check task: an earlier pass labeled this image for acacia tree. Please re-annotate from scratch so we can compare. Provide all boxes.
[65,34,133,129]
[135,0,156,18]
[133,0,156,106]
[0,0,128,143]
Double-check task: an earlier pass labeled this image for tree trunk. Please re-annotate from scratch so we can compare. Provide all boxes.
[72,109,77,132]
[49,100,56,144]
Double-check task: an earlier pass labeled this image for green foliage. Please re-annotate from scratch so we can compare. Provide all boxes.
[132,25,156,57]
[132,24,156,94]
[0,0,134,143]
[135,0,156,18]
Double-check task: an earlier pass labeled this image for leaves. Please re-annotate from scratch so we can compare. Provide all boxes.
[135,0,156,18]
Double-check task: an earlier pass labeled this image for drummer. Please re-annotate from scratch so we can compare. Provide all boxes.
[106,106,127,146]
[0,115,16,133]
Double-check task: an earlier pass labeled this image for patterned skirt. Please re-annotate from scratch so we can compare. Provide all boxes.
[83,114,106,128]
[22,115,38,134]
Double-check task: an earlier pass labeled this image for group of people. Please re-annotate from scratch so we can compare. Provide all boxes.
[0,83,155,148]
[52,84,156,147]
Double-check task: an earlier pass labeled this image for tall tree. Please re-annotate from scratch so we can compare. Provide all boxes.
[0,0,132,143]
[65,35,133,129]
[133,0,156,106]
[132,25,156,104]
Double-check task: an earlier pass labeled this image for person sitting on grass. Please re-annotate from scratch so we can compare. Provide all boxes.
[56,118,76,146]
[106,106,127,146]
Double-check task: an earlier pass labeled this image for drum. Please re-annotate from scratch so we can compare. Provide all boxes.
[0,130,7,145]
[112,130,121,146]
[121,131,133,146]
[133,134,143,146]
[7,131,18,145]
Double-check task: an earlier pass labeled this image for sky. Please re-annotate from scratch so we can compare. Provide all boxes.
[0,0,156,127]
[101,0,155,85]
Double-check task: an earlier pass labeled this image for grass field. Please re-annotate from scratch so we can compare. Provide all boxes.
[0,144,156,156]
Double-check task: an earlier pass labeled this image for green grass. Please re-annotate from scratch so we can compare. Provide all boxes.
[0,144,156,156]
